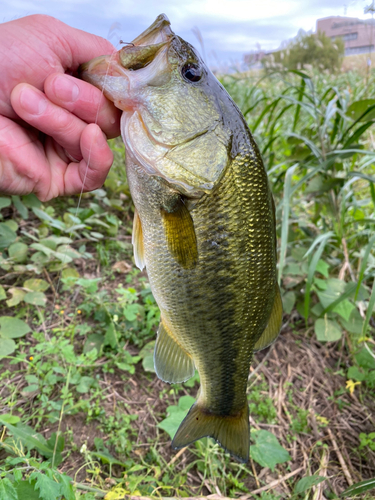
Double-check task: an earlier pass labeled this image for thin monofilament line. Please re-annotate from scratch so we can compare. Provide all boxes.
[52,47,119,310]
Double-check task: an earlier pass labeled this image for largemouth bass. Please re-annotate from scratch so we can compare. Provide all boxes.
[80,14,282,462]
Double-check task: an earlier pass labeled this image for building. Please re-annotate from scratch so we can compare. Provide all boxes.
[317,16,375,56]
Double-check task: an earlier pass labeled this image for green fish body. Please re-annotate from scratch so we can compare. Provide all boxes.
[80,14,282,462]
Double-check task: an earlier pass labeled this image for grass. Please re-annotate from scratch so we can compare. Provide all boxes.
[0,66,374,499]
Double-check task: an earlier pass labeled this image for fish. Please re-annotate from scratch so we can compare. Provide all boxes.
[80,14,282,462]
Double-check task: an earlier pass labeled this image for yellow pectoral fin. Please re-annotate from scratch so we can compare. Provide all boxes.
[132,209,146,271]
[154,320,195,383]
[161,199,198,269]
[254,283,283,352]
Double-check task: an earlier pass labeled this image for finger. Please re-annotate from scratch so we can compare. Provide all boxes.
[11,83,86,161]
[0,115,52,197]
[56,123,113,196]
[44,74,121,139]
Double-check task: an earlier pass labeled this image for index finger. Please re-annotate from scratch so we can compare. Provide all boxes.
[44,73,121,139]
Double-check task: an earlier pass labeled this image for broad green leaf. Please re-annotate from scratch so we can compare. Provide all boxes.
[0,414,20,424]
[92,438,127,466]
[362,274,375,338]
[56,245,82,260]
[12,195,28,219]
[83,334,104,354]
[139,341,156,373]
[0,478,18,500]
[316,278,346,309]
[158,396,196,439]
[340,308,364,335]
[0,338,16,357]
[282,291,296,314]
[0,317,31,338]
[250,429,291,471]
[29,472,61,500]
[0,285,6,301]
[315,259,329,278]
[32,207,66,230]
[123,304,139,322]
[333,299,355,322]
[0,197,11,210]
[315,317,342,342]
[0,421,52,456]
[15,480,41,500]
[346,99,375,122]
[294,475,326,494]
[46,433,65,466]
[24,292,47,307]
[6,288,26,307]
[8,242,28,263]
[22,193,41,208]
[76,376,96,393]
[57,475,75,500]
[347,366,366,382]
[61,267,80,279]
[304,232,334,323]
[0,222,17,250]
[104,323,117,349]
[341,477,375,497]
[23,279,49,292]
[4,220,18,232]
[355,346,375,370]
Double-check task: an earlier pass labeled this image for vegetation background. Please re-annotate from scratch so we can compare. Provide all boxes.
[0,51,375,499]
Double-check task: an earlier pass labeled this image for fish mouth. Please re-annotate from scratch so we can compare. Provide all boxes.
[79,14,173,107]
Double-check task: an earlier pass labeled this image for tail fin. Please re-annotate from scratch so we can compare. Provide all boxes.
[172,402,249,462]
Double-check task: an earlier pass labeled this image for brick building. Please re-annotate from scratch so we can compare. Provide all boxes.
[317,16,375,55]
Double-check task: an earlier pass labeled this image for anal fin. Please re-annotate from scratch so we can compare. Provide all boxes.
[154,320,195,383]
[254,282,283,352]
[132,209,145,271]
[172,401,249,463]
[161,198,198,269]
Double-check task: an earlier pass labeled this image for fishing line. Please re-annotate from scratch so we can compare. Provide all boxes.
[52,45,120,313]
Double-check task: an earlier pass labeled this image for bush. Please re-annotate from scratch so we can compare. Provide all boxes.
[265,29,345,73]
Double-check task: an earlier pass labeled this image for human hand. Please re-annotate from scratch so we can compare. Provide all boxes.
[0,14,121,201]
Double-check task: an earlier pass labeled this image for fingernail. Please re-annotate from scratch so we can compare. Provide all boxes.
[95,129,108,149]
[52,75,79,103]
[19,87,47,115]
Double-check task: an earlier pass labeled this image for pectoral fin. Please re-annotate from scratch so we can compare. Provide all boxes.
[132,209,145,271]
[161,198,198,269]
[154,320,195,383]
[254,283,282,351]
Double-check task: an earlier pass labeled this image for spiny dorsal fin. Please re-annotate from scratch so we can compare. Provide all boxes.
[154,319,195,383]
[253,282,283,352]
[172,401,249,463]
[132,209,145,271]
[161,198,198,269]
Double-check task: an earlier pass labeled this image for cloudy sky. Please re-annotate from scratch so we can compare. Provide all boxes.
[1,0,373,68]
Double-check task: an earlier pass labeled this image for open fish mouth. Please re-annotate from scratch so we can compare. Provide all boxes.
[79,14,173,107]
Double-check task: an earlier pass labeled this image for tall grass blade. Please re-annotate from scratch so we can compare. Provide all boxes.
[292,77,306,132]
[355,234,375,300]
[341,477,375,497]
[362,273,375,338]
[278,164,298,285]
[304,232,334,325]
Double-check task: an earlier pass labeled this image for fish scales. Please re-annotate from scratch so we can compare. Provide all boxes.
[80,13,282,462]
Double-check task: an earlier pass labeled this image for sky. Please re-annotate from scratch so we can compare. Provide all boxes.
[1,0,374,69]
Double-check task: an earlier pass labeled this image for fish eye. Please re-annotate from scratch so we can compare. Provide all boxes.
[181,63,202,82]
